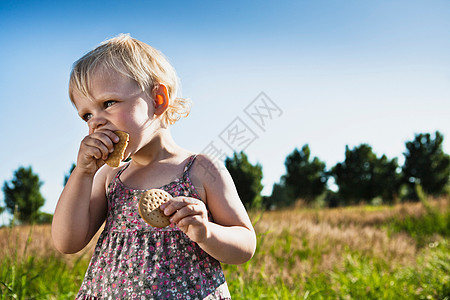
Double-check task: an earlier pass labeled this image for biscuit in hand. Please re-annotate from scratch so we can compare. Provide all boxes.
[138,189,172,228]
[104,131,129,168]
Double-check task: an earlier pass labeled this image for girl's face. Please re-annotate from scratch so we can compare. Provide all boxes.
[72,68,160,158]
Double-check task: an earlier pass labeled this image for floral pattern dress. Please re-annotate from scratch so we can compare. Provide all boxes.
[76,155,231,300]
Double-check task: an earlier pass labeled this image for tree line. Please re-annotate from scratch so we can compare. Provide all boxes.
[226,131,450,209]
[1,131,449,224]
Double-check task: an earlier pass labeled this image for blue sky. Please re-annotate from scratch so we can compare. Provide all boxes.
[1,0,449,222]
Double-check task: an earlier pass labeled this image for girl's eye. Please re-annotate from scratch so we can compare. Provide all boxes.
[104,100,116,108]
[83,113,93,122]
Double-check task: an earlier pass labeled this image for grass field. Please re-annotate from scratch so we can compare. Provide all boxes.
[1,197,449,299]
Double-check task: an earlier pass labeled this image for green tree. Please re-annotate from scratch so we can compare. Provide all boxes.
[2,166,45,224]
[374,154,401,203]
[264,181,292,209]
[402,131,450,198]
[332,144,400,205]
[283,145,328,204]
[225,151,263,209]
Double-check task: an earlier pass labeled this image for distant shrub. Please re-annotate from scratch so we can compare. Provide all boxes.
[36,212,53,224]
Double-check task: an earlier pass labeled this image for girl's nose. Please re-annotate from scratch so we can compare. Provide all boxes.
[88,116,107,135]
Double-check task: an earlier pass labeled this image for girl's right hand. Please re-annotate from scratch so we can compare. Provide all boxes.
[76,130,120,175]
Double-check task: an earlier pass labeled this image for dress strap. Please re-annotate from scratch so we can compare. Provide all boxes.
[115,162,130,178]
[183,154,198,174]
[106,163,130,195]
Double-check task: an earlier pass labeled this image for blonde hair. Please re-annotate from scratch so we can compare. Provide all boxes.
[69,33,190,127]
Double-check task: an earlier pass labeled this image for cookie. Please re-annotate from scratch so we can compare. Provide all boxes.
[104,131,129,168]
[138,189,172,228]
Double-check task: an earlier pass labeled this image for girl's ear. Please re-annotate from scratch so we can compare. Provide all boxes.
[152,84,169,116]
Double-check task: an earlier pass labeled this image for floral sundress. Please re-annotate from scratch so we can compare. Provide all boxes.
[76,155,231,299]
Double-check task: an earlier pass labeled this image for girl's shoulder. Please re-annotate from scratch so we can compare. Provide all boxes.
[190,153,222,175]
[189,153,234,193]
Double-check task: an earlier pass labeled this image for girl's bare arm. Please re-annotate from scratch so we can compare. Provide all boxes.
[162,154,257,264]
[52,167,109,254]
[52,130,117,254]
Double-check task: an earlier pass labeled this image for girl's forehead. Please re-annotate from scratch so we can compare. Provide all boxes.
[88,68,141,95]
[91,65,130,83]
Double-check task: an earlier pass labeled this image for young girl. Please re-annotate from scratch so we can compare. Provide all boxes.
[52,34,256,299]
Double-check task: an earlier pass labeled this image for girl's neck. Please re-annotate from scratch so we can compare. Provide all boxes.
[130,127,183,167]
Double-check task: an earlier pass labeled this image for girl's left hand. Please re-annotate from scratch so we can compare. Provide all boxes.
[160,197,209,243]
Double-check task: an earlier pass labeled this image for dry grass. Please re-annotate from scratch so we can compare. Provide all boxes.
[237,198,448,287]
[0,224,100,266]
[0,199,443,268]
[1,197,448,298]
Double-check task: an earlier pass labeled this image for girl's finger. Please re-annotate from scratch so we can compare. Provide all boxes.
[91,131,117,153]
[84,138,110,160]
[177,214,204,228]
[83,131,117,160]
[161,197,202,216]
[103,130,120,144]
[170,204,206,224]
[89,146,103,160]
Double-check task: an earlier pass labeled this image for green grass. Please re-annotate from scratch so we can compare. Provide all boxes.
[223,240,449,299]
[386,200,450,247]
[2,244,447,300]
[328,242,449,300]
[0,254,87,299]
[1,199,449,299]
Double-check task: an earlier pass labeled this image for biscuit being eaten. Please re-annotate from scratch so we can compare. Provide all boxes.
[138,189,172,228]
[104,131,129,168]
